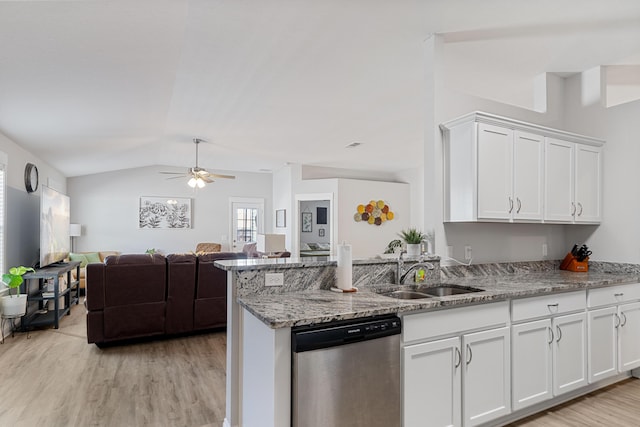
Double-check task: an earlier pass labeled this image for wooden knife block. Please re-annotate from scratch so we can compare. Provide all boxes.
[560,252,589,272]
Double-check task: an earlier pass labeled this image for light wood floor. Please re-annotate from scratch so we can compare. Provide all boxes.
[0,303,226,427]
[509,378,640,426]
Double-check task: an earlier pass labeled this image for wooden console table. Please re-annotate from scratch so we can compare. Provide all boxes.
[22,261,81,329]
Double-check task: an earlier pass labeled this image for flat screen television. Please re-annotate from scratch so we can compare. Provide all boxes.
[39,185,70,268]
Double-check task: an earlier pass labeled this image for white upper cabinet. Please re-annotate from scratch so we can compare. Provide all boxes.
[441,112,604,224]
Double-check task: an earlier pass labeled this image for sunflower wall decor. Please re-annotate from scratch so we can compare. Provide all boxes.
[353,200,394,226]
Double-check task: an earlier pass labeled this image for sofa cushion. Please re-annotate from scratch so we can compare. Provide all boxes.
[85,252,102,263]
[69,252,89,268]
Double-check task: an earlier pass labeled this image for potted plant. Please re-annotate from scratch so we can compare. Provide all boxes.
[398,228,428,257]
[1,266,35,317]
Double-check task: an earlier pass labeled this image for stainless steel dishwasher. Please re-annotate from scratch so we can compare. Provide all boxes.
[291,314,401,427]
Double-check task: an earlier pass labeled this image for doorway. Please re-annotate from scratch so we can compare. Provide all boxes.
[229,198,264,252]
[294,193,333,257]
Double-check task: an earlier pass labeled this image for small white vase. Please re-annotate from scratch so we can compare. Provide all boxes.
[1,294,27,317]
[406,244,421,257]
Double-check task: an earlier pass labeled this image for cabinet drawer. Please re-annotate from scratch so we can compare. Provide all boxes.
[402,301,509,344]
[587,283,640,308]
[512,291,586,322]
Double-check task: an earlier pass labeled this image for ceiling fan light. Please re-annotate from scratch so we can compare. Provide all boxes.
[196,178,206,188]
[188,177,197,188]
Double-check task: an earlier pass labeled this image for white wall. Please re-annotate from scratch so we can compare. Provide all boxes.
[337,179,410,258]
[67,165,272,254]
[563,74,640,263]
[272,166,293,252]
[429,35,572,264]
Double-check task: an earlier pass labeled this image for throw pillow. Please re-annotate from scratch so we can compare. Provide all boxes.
[84,252,102,264]
[69,252,89,268]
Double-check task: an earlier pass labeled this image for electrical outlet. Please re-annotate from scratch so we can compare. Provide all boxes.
[265,272,284,287]
[447,246,453,258]
[464,245,472,260]
[542,243,548,257]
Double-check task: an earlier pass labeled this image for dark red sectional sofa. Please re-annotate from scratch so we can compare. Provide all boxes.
[85,252,247,346]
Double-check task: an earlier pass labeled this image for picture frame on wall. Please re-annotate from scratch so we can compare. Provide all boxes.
[139,196,191,229]
[301,212,312,232]
[276,209,286,228]
[316,207,327,224]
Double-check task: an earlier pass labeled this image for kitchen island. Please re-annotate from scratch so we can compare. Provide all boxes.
[216,257,640,427]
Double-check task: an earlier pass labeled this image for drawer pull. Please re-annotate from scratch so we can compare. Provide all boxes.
[455,347,461,368]
[614,293,624,298]
[556,325,562,343]
[621,312,627,327]
[508,197,514,213]
[547,303,559,313]
[548,327,554,345]
[466,344,473,365]
[615,313,621,328]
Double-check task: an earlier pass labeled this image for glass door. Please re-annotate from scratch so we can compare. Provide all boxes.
[231,200,264,252]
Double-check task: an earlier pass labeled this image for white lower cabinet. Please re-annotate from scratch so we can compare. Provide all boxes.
[402,302,510,427]
[462,327,511,426]
[511,312,587,411]
[588,301,640,382]
[404,337,461,427]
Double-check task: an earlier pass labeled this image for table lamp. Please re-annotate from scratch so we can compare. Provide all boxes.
[69,223,82,252]
[257,234,286,257]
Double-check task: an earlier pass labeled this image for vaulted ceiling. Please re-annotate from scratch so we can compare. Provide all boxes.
[1,0,638,177]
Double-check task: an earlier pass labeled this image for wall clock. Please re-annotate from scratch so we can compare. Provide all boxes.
[24,162,39,193]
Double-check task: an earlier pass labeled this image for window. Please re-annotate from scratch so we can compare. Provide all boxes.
[236,207,258,244]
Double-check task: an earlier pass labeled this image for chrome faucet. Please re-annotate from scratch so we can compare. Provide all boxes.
[397,251,435,285]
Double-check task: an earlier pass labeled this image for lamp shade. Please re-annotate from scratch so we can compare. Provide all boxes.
[69,223,82,237]
[257,234,285,253]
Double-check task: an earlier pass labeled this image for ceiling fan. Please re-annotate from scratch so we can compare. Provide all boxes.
[160,138,235,188]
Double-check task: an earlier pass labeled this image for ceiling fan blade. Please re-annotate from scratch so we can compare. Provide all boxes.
[159,171,186,175]
[201,176,214,183]
[208,173,235,179]
[165,175,188,180]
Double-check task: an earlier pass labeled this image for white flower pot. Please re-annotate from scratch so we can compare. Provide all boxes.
[1,294,27,317]
[406,243,422,257]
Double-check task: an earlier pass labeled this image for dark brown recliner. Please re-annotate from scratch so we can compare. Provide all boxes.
[86,254,167,345]
[194,252,247,330]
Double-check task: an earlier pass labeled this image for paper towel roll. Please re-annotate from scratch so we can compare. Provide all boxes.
[336,242,353,291]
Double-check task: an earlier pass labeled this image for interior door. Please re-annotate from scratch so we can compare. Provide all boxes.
[231,200,264,252]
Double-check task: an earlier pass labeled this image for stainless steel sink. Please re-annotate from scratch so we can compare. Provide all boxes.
[418,285,483,297]
[380,290,432,300]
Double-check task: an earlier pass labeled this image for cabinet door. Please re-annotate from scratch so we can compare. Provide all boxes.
[462,327,511,427]
[544,138,574,222]
[404,336,461,427]
[477,124,513,220]
[618,302,640,372]
[574,144,602,223]
[513,131,544,221]
[511,319,552,410]
[553,312,588,395]
[588,306,618,382]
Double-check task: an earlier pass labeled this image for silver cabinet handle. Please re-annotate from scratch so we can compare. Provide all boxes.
[508,197,514,213]
[556,325,562,342]
[621,312,627,327]
[577,202,583,216]
[571,202,576,216]
[615,313,621,328]
[455,347,461,368]
[615,293,624,298]
[466,344,473,365]
[548,326,554,345]
[547,303,559,313]
[516,198,522,213]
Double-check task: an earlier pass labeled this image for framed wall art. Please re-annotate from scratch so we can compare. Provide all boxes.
[276,209,286,228]
[139,196,191,229]
[301,212,312,232]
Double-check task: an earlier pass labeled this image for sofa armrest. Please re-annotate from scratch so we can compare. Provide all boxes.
[86,263,106,311]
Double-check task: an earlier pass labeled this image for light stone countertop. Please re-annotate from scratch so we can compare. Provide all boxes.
[238,270,640,329]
